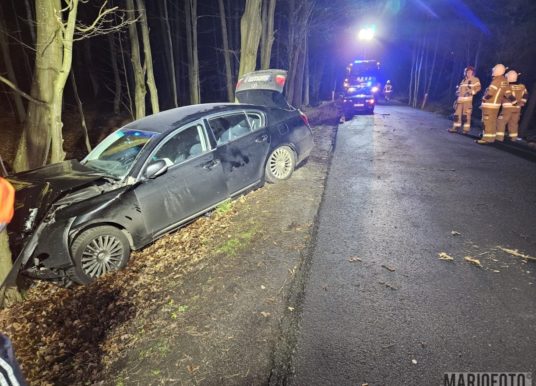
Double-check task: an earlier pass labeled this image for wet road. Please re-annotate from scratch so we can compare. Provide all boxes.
[291,105,536,385]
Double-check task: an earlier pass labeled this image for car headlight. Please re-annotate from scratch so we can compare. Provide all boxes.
[347,87,357,93]
[371,86,379,93]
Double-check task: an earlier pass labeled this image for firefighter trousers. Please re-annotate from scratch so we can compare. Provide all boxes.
[497,107,521,141]
[453,101,473,132]
[481,106,500,142]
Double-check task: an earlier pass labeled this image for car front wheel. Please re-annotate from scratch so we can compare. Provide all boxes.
[265,145,296,183]
[70,225,130,284]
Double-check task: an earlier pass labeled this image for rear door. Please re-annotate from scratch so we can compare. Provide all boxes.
[135,120,228,236]
[208,111,270,195]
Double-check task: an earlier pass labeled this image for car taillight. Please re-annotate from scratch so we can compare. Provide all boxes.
[275,75,286,86]
[299,111,310,127]
[367,98,375,104]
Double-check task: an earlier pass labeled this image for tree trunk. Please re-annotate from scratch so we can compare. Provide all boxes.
[238,0,263,78]
[160,0,178,107]
[137,0,159,114]
[185,0,200,104]
[0,6,26,123]
[303,35,310,106]
[70,71,91,153]
[260,0,276,70]
[108,34,122,114]
[127,0,146,119]
[0,230,22,308]
[218,0,234,102]
[83,39,100,97]
[14,0,64,171]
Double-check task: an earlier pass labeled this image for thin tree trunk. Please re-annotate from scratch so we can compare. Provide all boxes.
[9,0,32,81]
[185,0,200,104]
[238,0,263,78]
[23,0,36,44]
[260,0,276,69]
[108,34,122,114]
[160,0,178,107]
[0,6,26,123]
[136,0,159,114]
[83,39,100,97]
[70,71,91,153]
[14,0,63,171]
[0,230,22,308]
[218,0,233,101]
[303,34,310,106]
[118,33,134,118]
[127,0,146,119]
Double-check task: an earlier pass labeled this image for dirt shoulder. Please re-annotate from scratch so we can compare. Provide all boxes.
[0,104,338,385]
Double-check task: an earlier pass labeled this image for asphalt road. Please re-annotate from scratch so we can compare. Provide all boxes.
[290,105,536,385]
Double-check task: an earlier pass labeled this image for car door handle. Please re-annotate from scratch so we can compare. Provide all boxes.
[255,134,268,143]
[202,159,220,170]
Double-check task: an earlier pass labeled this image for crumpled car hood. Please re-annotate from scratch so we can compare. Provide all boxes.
[7,160,107,244]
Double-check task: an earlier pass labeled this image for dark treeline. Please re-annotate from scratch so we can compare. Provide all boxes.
[0,0,535,172]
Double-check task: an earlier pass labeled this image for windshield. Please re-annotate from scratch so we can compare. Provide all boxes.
[83,128,158,178]
[348,62,380,78]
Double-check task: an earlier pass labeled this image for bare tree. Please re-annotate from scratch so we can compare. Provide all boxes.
[218,0,234,101]
[136,0,159,114]
[127,0,146,118]
[160,0,178,107]
[238,0,262,78]
[260,0,277,70]
[185,0,200,104]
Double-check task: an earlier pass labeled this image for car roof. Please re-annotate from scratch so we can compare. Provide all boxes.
[123,103,265,134]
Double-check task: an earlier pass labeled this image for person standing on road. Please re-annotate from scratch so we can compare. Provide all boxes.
[449,66,481,134]
[477,64,515,144]
[383,80,393,101]
[496,70,528,142]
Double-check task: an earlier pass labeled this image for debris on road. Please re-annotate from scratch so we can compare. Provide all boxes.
[379,281,398,290]
[260,312,271,318]
[348,256,362,262]
[438,252,454,261]
[381,264,396,272]
[497,246,536,262]
[451,230,461,236]
[464,256,482,267]
[412,359,418,365]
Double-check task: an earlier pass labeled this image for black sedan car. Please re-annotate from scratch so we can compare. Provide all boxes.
[7,70,313,284]
[341,86,376,119]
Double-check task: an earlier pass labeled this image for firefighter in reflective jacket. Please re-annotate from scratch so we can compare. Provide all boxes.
[478,64,515,144]
[0,177,14,233]
[384,80,393,101]
[496,70,528,142]
[449,66,481,134]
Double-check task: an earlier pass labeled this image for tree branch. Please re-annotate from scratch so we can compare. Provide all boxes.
[0,75,45,105]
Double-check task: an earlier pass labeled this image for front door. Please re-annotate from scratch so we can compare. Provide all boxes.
[208,111,270,195]
[135,121,228,236]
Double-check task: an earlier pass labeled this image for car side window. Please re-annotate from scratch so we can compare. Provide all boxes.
[153,124,207,166]
[247,112,264,131]
[208,113,252,145]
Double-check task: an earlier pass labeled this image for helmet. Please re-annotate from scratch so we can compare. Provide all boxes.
[492,64,506,77]
[386,80,391,84]
[506,70,518,83]
[464,66,475,76]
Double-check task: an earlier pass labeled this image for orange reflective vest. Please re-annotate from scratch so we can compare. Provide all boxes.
[0,177,15,224]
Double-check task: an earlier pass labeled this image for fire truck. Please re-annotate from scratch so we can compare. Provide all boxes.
[341,60,382,118]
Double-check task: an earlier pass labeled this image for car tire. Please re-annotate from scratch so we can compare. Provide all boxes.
[265,145,296,183]
[69,225,130,284]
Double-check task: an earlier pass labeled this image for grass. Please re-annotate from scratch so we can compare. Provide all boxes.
[216,228,256,257]
[215,200,233,215]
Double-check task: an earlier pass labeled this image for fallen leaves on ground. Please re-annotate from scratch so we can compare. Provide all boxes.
[497,246,536,262]
[348,256,362,262]
[438,252,454,261]
[451,231,461,236]
[381,264,395,272]
[464,256,482,267]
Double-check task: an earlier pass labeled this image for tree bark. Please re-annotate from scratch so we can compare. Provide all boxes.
[108,34,122,114]
[0,6,26,123]
[14,0,64,171]
[238,0,263,78]
[218,0,234,101]
[136,0,159,114]
[160,0,178,107]
[260,0,276,70]
[70,71,91,153]
[185,0,200,104]
[127,0,146,119]
[0,230,22,308]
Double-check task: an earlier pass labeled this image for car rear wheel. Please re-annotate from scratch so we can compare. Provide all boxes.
[265,146,296,183]
[70,225,130,284]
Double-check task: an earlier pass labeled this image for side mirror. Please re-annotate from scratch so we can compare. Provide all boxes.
[144,159,168,179]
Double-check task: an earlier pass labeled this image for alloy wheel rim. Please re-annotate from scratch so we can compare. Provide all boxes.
[269,148,293,179]
[81,235,124,277]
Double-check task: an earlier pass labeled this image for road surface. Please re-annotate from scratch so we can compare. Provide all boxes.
[290,105,536,385]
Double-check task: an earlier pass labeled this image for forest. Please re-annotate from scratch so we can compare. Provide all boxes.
[0,0,535,171]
